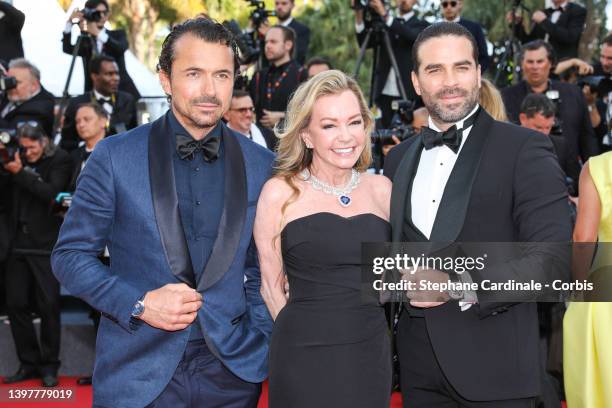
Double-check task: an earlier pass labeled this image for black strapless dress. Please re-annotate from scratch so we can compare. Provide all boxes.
[268,212,392,408]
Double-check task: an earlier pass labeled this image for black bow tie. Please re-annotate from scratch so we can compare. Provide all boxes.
[421,107,480,154]
[97,97,112,106]
[176,133,220,162]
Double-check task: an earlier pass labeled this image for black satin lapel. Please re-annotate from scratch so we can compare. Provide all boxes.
[429,111,494,244]
[390,136,426,242]
[148,113,196,287]
[198,125,247,291]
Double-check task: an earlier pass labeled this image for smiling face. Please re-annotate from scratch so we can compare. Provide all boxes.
[412,35,480,127]
[159,34,234,139]
[302,90,367,174]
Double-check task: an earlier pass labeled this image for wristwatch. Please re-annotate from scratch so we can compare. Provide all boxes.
[131,295,145,318]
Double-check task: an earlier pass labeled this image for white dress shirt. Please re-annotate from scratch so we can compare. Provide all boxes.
[93,89,114,116]
[411,104,479,239]
[411,104,480,311]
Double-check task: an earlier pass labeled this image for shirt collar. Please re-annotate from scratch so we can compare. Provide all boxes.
[398,11,415,21]
[280,17,293,27]
[554,1,568,10]
[93,89,111,101]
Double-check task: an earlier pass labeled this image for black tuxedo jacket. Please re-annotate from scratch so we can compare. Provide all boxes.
[0,149,72,251]
[514,2,586,60]
[0,2,24,63]
[62,28,140,99]
[258,125,278,151]
[384,109,571,401]
[0,87,55,137]
[458,18,489,72]
[356,15,429,103]
[501,80,599,192]
[287,19,310,65]
[67,146,91,193]
[59,90,137,152]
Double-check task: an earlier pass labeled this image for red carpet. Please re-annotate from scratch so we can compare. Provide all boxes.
[0,377,566,408]
[0,378,402,408]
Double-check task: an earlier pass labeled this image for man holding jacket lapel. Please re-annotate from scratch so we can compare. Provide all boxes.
[384,23,571,407]
[52,18,273,407]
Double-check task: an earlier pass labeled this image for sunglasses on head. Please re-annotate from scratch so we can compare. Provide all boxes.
[442,1,458,8]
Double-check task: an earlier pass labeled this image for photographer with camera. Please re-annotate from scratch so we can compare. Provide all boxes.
[508,0,586,61]
[0,59,55,137]
[353,0,429,128]
[62,0,139,99]
[581,33,612,152]
[0,1,24,63]
[59,54,137,152]
[0,123,72,387]
[501,40,599,196]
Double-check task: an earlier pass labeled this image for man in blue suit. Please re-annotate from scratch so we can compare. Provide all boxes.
[52,18,274,407]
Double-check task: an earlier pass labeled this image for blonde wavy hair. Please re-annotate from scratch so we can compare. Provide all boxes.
[273,69,374,216]
[479,78,508,122]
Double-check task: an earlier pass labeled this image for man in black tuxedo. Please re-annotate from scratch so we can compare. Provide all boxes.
[501,40,598,195]
[224,89,276,150]
[440,0,489,72]
[0,59,54,137]
[354,0,429,128]
[68,102,108,192]
[59,54,137,152]
[384,22,571,407]
[1,123,72,387]
[509,0,586,61]
[274,0,310,65]
[0,1,24,63]
[250,25,306,130]
[62,0,139,99]
[519,93,569,179]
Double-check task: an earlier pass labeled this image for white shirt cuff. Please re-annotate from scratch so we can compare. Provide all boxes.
[385,15,393,27]
[64,22,73,34]
[355,22,365,34]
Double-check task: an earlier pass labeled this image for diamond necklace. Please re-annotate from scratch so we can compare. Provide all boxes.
[300,168,361,207]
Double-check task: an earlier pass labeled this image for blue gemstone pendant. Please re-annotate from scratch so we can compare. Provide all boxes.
[339,195,351,207]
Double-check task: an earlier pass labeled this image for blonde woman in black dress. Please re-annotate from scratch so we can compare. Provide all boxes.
[254,70,392,407]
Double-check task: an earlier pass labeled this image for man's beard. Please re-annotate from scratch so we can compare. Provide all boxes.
[423,85,479,124]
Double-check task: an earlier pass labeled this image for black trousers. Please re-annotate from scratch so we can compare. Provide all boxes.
[5,252,61,375]
[397,311,535,408]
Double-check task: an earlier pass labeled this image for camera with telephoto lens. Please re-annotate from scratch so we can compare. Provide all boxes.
[223,19,260,66]
[0,129,20,165]
[352,0,390,28]
[0,73,17,92]
[82,7,104,23]
[371,99,417,145]
[577,75,612,97]
[545,89,563,137]
[246,0,276,29]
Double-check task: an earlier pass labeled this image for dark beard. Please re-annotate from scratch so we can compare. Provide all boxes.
[425,85,479,125]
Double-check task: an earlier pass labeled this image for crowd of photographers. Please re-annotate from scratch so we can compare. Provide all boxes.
[0,0,610,395]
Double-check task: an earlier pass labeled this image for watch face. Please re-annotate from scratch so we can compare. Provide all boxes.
[132,301,144,317]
